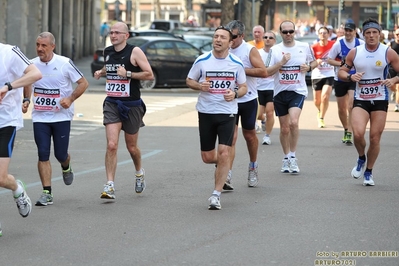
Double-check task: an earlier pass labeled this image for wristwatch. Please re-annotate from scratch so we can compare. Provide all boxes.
[234,91,238,99]
[347,74,352,81]
[4,82,12,91]
[126,71,132,78]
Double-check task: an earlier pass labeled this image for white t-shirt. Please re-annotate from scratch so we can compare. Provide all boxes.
[229,41,258,103]
[31,54,84,123]
[353,44,389,101]
[257,49,274,91]
[0,44,32,130]
[266,41,314,97]
[187,51,246,114]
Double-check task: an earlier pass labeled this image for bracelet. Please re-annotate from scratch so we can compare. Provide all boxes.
[5,82,12,91]
[23,97,30,104]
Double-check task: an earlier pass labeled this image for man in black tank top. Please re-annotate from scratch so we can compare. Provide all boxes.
[94,22,154,199]
[388,29,399,111]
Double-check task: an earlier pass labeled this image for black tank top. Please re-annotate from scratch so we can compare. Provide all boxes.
[104,44,142,100]
[390,41,399,55]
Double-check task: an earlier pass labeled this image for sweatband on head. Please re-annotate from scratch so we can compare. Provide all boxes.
[363,22,381,32]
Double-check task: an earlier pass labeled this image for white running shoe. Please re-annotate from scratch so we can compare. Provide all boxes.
[262,135,271,145]
[100,182,115,199]
[289,157,300,174]
[248,165,258,187]
[255,123,261,133]
[208,195,221,210]
[363,172,375,186]
[223,170,234,191]
[351,159,365,179]
[261,121,266,132]
[395,105,399,112]
[14,180,32,218]
[281,158,290,173]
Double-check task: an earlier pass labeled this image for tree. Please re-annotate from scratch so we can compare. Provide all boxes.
[258,0,276,30]
[221,0,235,25]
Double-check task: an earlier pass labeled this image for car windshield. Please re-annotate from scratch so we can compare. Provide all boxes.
[127,38,148,47]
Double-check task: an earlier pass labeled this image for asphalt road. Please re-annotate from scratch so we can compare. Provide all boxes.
[0,57,398,265]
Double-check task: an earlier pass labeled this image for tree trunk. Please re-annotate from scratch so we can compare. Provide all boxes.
[220,0,235,25]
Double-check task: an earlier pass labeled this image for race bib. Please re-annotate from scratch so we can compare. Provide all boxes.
[358,78,382,99]
[206,71,235,94]
[33,87,61,112]
[105,79,130,97]
[278,66,301,84]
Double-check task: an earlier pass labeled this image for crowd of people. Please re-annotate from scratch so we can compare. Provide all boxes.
[187,17,399,210]
[1,17,398,233]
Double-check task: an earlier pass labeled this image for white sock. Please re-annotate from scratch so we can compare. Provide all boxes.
[212,190,221,197]
[13,184,24,198]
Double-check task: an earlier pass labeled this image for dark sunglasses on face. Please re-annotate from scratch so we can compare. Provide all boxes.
[281,30,295,35]
[215,25,237,39]
[263,36,274,39]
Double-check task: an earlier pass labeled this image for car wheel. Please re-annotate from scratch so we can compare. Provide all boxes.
[140,72,157,90]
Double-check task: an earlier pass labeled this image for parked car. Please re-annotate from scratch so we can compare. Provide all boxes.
[91,36,202,90]
[150,20,182,33]
[182,34,213,51]
[129,29,179,39]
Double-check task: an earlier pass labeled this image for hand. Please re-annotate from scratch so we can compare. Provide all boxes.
[22,101,29,113]
[281,53,290,65]
[94,70,103,80]
[60,97,73,109]
[224,89,236,102]
[350,72,365,82]
[200,81,211,92]
[0,85,8,104]
[117,66,126,78]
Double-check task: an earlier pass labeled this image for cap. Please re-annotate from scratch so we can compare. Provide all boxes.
[344,22,356,30]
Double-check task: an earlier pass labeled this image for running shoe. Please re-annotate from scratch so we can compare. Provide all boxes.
[14,180,32,218]
[100,182,115,199]
[0,222,2,237]
[363,172,375,186]
[289,157,300,174]
[342,132,353,144]
[261,120,266,132]
[223,170,234,191]
[62,166,74,185]
[318,118,325,128]
[395,105,399,112]
[135,169,146,193]
[391,91,396,102]
[248,165,258,187]
[208,194,221,210]
[255,123,261,133]
[351,158,365,179]
[262,135,271,145]
[281,158,290,173]
[35,190,53,206]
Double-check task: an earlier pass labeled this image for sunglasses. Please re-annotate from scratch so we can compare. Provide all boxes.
[215,25,237,39]
[263,36,275,39]
[281,30,295,35]
[109,31,127,35]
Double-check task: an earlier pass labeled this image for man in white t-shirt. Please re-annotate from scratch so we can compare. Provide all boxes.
[225,20,267,189]
[265,20,317,174]
[28,32,88,206]
[186,26,247,210]
[0,42,42,223]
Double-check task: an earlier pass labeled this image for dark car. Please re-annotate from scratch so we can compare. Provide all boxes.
[128,29,180,39]
[91,36,202,90]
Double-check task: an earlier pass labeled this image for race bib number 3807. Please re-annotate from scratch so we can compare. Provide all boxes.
[105,79,130,97]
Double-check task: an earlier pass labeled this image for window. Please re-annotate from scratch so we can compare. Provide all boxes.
[175,42,200,57]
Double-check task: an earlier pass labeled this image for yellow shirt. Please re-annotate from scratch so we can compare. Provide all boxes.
[247,40,264,49]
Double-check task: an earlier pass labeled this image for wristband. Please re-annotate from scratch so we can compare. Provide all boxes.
[23,98,30,104]
[5,82,12,91]
[307,64,312,73]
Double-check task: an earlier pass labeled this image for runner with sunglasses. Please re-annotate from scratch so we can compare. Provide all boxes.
[265,20,317,174]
